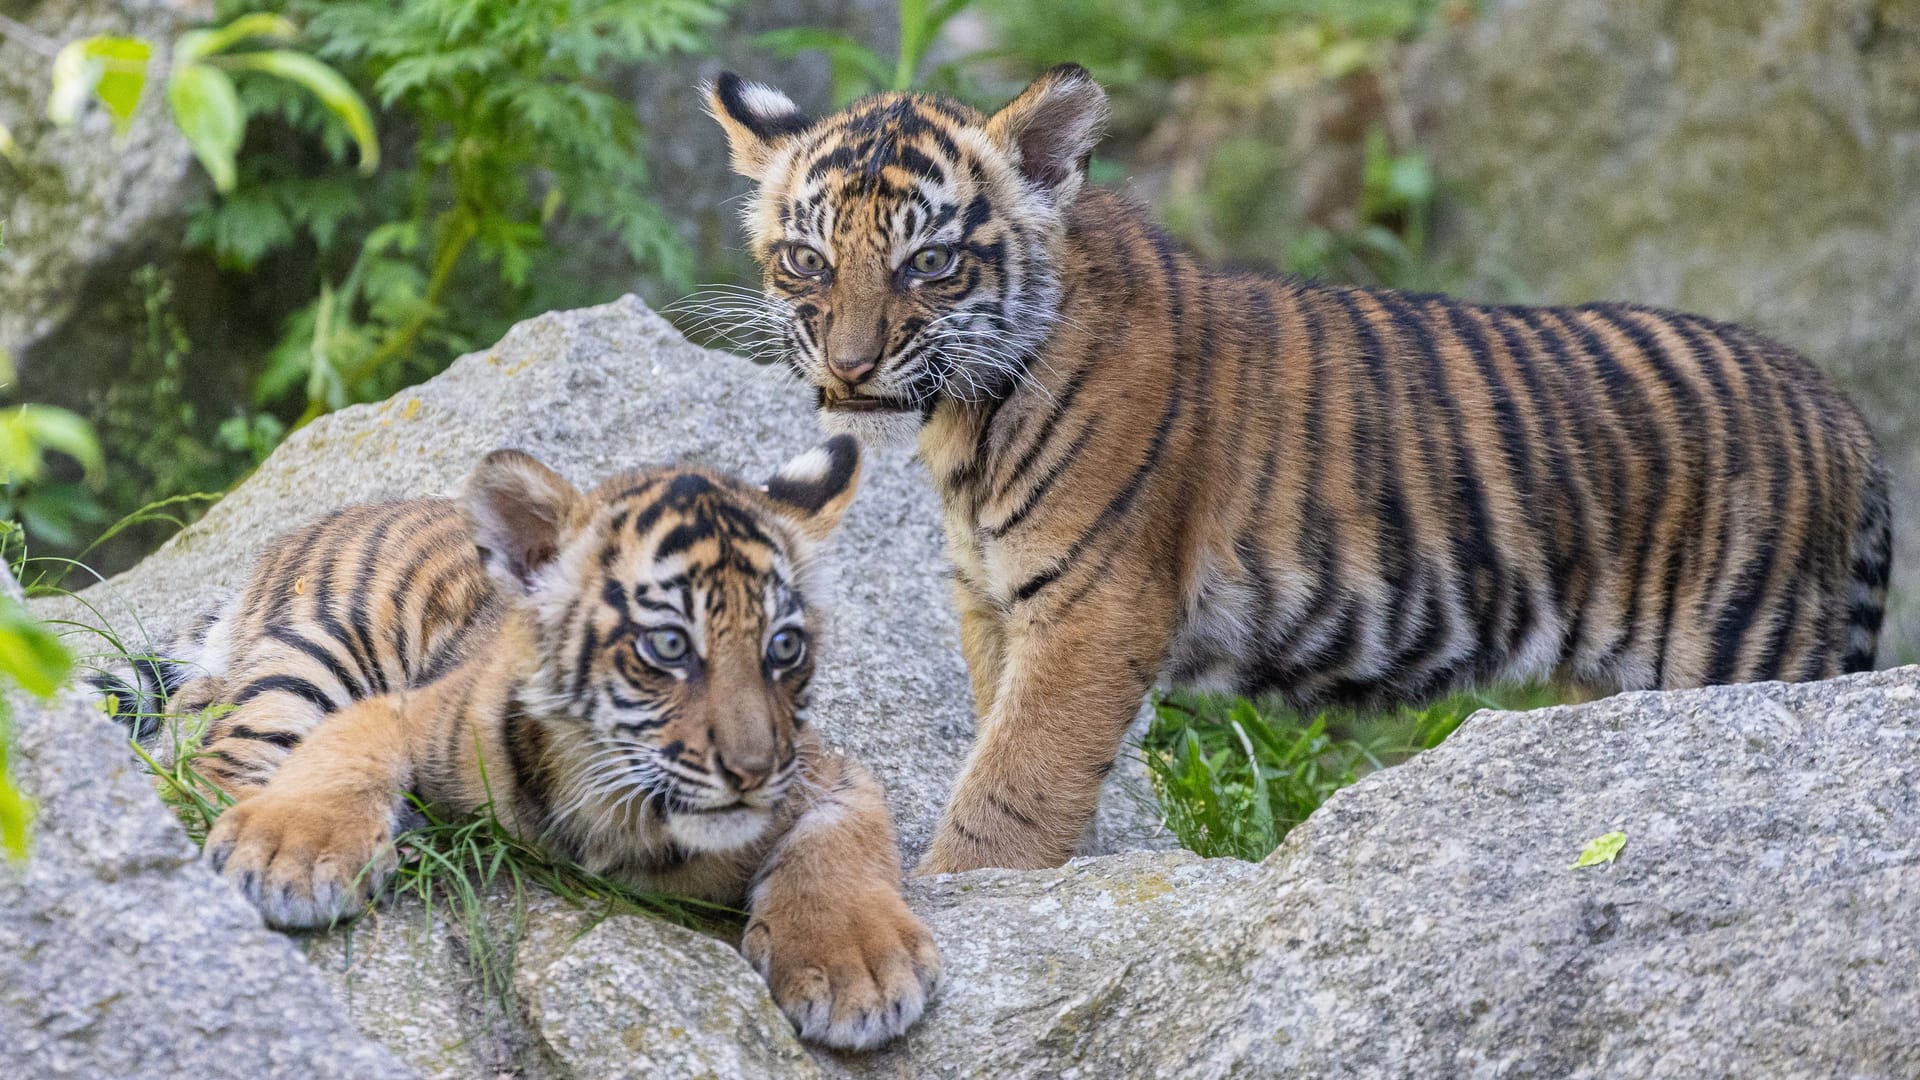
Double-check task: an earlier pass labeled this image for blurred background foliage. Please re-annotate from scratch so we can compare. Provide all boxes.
[1,0,1461,581]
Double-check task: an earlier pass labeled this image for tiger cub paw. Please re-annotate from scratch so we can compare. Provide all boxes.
[742,888,941,1051]
[203,788,400,930]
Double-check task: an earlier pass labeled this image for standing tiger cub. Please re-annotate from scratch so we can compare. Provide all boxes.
[99,438,939,1051]
[707,65,1892,875]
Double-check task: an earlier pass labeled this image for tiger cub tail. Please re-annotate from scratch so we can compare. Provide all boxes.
[88,605,227,741]
[1843,457,1893,674]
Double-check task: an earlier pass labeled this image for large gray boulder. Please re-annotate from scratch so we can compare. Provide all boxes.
[1404,0,1920,662]
[24,299,1918,1077]
[0,678,404,1077]
[860,668,1920,1076]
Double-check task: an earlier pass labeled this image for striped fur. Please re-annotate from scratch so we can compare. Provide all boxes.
[710,66,1893,874]
[106,439,937,1050]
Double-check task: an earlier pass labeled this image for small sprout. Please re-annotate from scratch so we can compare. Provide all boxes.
[1571,830,1627,869]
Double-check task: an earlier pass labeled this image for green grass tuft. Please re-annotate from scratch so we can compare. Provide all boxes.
[1144,685,1559,861]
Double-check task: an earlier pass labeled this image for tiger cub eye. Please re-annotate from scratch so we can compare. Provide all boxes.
[767,627,806,667]
[642,627,692,664]
[907,245,955,278]
[783,244,829,277]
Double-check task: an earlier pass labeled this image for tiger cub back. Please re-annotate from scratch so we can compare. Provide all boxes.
[103,499,501,797]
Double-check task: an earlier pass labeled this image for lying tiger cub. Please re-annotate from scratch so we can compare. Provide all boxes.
[103,437,938,1050]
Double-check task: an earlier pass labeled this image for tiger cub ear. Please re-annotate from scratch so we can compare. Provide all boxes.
[761,435,861,543]
[465,449,584,594]
[986,63,1108,204]
[706,72,813,182]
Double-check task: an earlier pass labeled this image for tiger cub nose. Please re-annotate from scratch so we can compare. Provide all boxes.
[715,750,773,793]
[830,353,879,385]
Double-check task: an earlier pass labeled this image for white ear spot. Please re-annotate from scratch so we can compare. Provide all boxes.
[776,447,833,486]
[742,83,800,123]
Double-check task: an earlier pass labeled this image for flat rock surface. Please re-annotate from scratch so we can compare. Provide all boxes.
[842,668,1920,1078]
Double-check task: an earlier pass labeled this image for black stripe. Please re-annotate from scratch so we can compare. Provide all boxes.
[985,422,1097,538]
[264,624,361,704]
[231,674,339,714]
[225,724,303,750]
[1705,331,1793,683]
[1380,293,1505,675]
[1503,308,1613,662]
[987,358,1093,511]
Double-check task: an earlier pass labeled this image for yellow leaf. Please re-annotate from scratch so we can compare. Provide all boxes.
[1570,830,1627,869]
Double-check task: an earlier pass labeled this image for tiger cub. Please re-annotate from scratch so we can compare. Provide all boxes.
[102,438,938,1050]
[706,66,1893,875]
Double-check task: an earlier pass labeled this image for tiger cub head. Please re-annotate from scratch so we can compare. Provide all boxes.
[464,436,860,854]
[706,65,1109,446]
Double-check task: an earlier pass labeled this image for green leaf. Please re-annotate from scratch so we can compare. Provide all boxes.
[0,773,31,861]
[167,63,244,192]
[221,51,379,174]
[0,596,73,698]
[175,13,297,65]
[1570,830,1627,869]
[0,118,17,164]
[0,405,103,482]
[18,406,103,477]
[49,36,153,134]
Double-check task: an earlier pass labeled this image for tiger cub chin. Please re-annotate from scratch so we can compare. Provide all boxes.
[100,437,938,1051]
[706,66,1892,876]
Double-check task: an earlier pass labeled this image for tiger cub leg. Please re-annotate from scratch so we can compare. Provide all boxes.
[743,746,940,1051]
[919,583,1172,874]
[203,693,425,928]
[955,584,1007,720]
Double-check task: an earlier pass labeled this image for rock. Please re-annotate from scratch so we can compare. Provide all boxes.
[837,666,1920,1077]
[40,294,1169,865]
[0,0,210,360]
[1403,0,1920,662]
[0,617,405,1076]
[523,916,824,1080]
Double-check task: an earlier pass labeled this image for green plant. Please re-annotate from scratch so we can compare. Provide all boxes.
[975,0,1459,292]
[756,0,975,106]
[1284,126,1440,289]
[381,787,736,1006]
[68,269,272,580]
[976,0,1444,90]
[127,707,237,847]
[0,298,103,855]
[1145,684,1554,861]
[192,0,728,428]
[0,594,74,860]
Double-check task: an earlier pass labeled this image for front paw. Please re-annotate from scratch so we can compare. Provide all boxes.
[742,889,941,1051]
[203,788,399,930]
